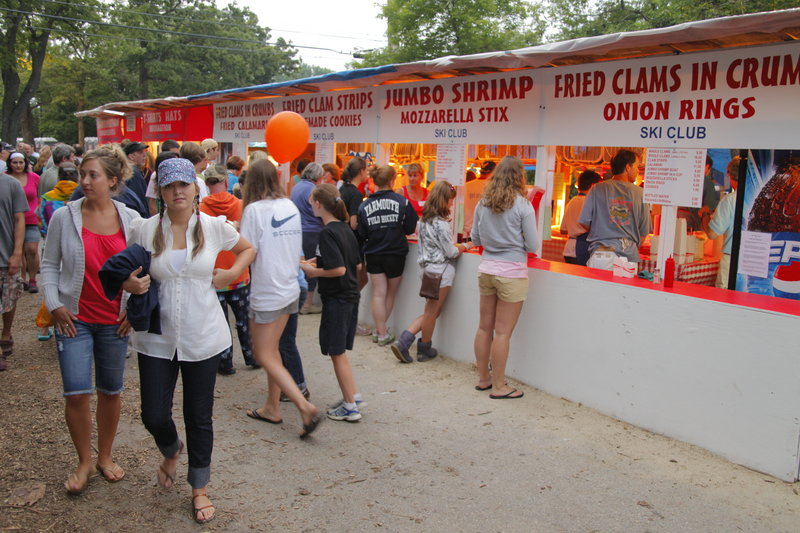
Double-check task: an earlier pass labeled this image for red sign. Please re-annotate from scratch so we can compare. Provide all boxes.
[185,105,214,141]
[96,117,123,144]
[142,109,184,142]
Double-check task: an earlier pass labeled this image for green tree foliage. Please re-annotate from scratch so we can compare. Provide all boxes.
[0,0,100,143]
[11,0,303,144]
[352,0,546,68]
[546,0,800,41]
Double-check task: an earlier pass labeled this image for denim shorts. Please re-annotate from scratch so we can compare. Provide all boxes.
[24,224,41,243]
[56,320,129,396]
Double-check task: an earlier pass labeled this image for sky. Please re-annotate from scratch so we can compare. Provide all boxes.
[221,0,389,72]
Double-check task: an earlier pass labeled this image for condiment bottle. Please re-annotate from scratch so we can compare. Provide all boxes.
[664,256,675,288]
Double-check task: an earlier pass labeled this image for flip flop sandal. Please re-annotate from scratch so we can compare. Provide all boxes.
[96,461,125,482]
[489,388,525,400]
[157,440,184,489]
[64,467,95,495]
[246,408,283,424]
[300,413,323,439]
[192,495,215,524]
[0,338,13,358]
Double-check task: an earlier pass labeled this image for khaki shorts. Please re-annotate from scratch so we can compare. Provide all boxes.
[249,298,299,324]
[478,273,528,303]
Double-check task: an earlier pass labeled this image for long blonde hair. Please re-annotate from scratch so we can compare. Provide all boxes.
[153,182,205,258]
[480,156,527,213]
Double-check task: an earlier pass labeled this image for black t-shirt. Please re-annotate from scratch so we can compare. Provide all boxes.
[316,220,361,303]
[339,183,363,222]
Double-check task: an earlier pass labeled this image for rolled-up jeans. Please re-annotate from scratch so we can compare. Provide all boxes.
[279,287,307,389]
[138,350,222,489]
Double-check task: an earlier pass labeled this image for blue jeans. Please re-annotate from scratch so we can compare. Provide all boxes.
[279,287,307,388]
[217,284,255,369]
[138,351,221,489]
[301,232,320,293]
[56,320,128,396]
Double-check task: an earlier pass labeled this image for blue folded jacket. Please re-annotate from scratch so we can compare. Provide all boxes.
[99,243,161,334]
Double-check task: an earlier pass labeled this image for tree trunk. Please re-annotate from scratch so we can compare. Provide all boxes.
[21,103,35,144]
[1,26,51,144]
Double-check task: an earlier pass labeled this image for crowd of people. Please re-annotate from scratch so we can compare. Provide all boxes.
[0,138,545,524]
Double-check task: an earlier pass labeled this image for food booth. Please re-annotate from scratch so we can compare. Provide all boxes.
[77,9,800,481]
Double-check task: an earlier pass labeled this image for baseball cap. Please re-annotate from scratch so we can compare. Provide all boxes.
[204,164,227,185]
[157,158,196,187]
[124,142,149,156]
[200,138,218,152]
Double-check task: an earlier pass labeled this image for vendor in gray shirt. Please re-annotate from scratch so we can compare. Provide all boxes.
[579,149,651,269]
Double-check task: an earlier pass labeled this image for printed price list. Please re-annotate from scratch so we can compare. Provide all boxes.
[435,144,468,186]
[643,148,705,208]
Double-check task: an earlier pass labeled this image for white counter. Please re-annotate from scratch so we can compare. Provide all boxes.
[359,244,800,481]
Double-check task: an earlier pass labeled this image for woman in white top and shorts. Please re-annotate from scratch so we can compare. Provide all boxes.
[240,160,322,438]
[129,158,254,524]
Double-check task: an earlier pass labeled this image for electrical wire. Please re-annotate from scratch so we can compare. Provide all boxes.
[30,24,288,53]
[3,7,352,54]
[40,0,387,42]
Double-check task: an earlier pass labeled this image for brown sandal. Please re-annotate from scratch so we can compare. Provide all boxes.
[157,440,183,489]
[192,494,215,524]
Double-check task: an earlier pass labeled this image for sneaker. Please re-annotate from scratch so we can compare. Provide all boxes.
[27,280,38,293]
[377,333,396,347]
[326,402,361,422]
[371,331,379,343]
[280,388,310,402]
[355,398,367,409]
[355,325,372,336]
[218,367,237,375]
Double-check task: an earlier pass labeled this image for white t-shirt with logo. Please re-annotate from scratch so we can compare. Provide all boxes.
[240,197,302,311]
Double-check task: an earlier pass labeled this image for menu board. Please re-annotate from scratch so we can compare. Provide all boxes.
[435,144,467,186]
[315,142,335,165]
[643,148,705,207]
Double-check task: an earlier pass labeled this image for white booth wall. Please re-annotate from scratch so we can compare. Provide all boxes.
[360,246,800,481]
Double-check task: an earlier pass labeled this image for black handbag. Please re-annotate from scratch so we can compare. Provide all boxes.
[419,269,443,300]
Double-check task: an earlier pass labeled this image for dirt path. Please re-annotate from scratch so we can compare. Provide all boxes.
[1,293,799,532]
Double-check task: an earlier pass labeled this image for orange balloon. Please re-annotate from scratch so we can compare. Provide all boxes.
[264,111,310,164]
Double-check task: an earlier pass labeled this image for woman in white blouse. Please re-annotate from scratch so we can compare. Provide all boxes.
[128,158,254,525]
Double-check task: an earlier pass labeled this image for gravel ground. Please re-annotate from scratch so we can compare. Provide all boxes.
[1,292,799,532]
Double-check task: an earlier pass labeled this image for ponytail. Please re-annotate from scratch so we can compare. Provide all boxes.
[341,157,366,184]
[311,183,349,222]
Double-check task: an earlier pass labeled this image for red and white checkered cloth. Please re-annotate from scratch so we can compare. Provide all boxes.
[638,257,720,286]
[541,237,567,262]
